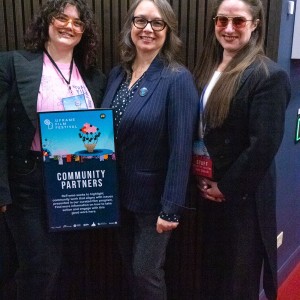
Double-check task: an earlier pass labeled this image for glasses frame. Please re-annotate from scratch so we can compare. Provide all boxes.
[52,14,85,34]
[213,15,253,29]
[132,16,167,32]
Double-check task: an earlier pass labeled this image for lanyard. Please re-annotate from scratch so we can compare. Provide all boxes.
[44,48,74,93]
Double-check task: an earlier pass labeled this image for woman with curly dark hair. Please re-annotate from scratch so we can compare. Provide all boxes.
[24,0,99,69]
[0,0,105,299]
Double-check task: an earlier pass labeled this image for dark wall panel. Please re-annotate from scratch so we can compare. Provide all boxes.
[0,0,6,50]
[0,0,280,75]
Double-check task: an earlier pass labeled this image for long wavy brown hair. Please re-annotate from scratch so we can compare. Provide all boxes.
[194,0,268,128]
[24,0,99,69]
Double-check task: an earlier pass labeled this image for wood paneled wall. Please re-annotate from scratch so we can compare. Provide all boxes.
[0,0,282,74]
[0,1,283,299]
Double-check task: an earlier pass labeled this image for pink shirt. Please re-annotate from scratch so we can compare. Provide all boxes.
[31,53,94,150]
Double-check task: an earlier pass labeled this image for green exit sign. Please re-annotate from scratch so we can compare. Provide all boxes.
[296,109,300,143]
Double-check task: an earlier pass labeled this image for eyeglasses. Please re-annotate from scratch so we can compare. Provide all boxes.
[52,14,85,33]
[132,16,167,31]
[213,15,253,29]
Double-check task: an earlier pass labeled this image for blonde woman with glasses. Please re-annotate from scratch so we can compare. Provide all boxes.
[102,0,198,298]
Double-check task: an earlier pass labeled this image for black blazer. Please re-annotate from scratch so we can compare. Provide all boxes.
[102,58,198,214]
[0,50,106,206]
[203,56,291,297]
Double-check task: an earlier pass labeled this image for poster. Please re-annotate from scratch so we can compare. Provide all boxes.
[38,109,119,232]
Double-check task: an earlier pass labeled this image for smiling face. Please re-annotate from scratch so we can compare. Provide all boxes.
[131,0,167,57]
[215,0,258,56]
[48,4,83,52]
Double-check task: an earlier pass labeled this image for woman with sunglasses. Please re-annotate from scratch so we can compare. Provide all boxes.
[193,0,290,299]
[102,0,198,298]
[0,0,105,299]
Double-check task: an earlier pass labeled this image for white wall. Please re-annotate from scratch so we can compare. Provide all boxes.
[292,0,300,58]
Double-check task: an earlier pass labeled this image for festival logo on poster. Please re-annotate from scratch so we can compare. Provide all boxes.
[38,109,119,232]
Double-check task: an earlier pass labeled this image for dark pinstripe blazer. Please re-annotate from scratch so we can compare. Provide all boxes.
[0,50,106,206]
[102,57,198,214]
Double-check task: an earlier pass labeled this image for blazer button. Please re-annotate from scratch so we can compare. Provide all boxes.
[242,194,248,200]
[224,138,230,144]
[16,127,21,131]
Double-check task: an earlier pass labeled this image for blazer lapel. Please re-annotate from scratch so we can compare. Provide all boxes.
[77,62,102,107]
[14,51,43,127]
[117,58,164,142]
[238,62,256,91]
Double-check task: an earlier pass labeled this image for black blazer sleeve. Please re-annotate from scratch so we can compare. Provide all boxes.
[207,59,291,200]
[0,52,14,205]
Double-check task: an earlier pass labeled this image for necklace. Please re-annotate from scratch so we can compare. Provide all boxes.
[44,48,74,93]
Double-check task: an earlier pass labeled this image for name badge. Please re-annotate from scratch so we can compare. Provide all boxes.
[62,94,87,110]
[192,140,213,179]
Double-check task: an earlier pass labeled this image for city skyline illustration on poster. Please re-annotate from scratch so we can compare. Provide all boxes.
[38,109,119,232]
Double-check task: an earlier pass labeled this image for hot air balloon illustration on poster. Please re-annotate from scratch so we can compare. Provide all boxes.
[38,109,119,232]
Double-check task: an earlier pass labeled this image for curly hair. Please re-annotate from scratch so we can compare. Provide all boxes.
[119,0,182,74]
[24,0,99,69]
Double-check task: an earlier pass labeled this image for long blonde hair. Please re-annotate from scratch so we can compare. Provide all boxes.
[194,0,267,128]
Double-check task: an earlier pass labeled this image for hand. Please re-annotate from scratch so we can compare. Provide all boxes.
[156,216,179,234]
[0,206,7,213]
[197,177,225,203]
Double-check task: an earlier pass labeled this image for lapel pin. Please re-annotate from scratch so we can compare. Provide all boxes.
[139,87,148,97]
